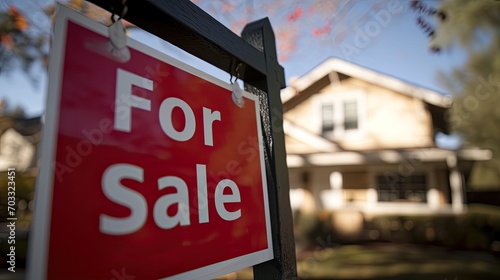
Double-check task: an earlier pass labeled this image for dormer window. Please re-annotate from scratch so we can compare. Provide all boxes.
[319,92,365,138]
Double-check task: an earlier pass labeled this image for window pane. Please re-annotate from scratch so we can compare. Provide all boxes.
[321,103,334,133]
[344,101,358,130]
[376,174,427,203]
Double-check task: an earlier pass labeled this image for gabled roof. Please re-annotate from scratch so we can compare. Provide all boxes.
[0,116,42,143]
[281,57,452,136]
[11,116,42,136]
[282,57,451,109]
[284,120,340,153]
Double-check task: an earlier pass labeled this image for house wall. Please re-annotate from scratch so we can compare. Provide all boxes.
[0,128,35,171]
[285,135,322,154]
[285,77,435,151]
[289,164,451,210]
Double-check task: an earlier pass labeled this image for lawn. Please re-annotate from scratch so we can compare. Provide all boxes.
[218,203,500,280]
[218,243,500,280]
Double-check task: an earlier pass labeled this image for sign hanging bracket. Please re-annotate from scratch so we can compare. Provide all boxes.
[97,0,130,62]
[230,62,245,108]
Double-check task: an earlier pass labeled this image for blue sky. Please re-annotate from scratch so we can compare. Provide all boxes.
[0,0,467,119]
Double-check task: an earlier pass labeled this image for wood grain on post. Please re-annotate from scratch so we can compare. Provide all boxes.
[242,19,298,280]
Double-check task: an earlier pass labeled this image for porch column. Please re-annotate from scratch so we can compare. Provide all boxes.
[320,171,343,209]
[366,171,377,207]
[330,171,344,208]
[447,155,465,212]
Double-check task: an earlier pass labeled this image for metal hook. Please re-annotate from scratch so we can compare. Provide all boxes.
[229,62,242,84]
[110,0,128,23]
[229,60,235,84]
[235,62,242,78]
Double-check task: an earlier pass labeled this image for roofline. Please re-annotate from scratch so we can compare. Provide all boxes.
[287,147,492,168]
[284,120,340,153]
[282,57,451,108]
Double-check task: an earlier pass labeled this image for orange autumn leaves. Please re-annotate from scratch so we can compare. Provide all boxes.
[10,6,28,31]
[0,4,51,72]
[0,6,29,51]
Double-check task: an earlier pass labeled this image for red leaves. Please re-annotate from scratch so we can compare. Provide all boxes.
[287,6,303,22]
[312,22,331,37]
[276,27,298,61]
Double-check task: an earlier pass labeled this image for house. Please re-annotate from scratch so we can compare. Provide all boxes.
[284,58,491,218]
[0,115,41,173]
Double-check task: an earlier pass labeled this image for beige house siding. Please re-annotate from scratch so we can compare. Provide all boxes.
[289,165,452,209]
[285,135,322,154]
[285,77,435,151]
[285,97,318,135]
[310,167,333,208]
[362,80,434,150]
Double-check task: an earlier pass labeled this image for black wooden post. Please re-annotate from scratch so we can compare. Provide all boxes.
[86,0,297,279]
[242,20,298,279]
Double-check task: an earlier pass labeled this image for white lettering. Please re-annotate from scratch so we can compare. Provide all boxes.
[114,69,154,132]
[203,108,221,147]
[100,163,242,234]
[159,97,196,142]
[197,164,209,223]
[100,164,147,235]
[215,179,241,221]
[153,176,191,229]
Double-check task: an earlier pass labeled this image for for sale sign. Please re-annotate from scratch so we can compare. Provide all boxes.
[28,5,272,280]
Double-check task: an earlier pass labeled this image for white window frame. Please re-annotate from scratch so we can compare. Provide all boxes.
[314,90,366,140]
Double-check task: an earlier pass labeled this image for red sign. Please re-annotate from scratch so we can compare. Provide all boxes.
[29,5,272,280]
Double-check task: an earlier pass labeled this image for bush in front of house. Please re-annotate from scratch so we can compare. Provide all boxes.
[365,205,500,253]
[294,204,500,255]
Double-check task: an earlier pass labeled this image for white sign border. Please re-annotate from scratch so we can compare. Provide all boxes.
[27,4,273,280]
